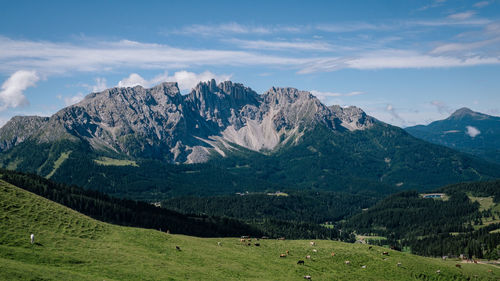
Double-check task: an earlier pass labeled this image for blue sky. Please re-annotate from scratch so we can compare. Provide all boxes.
[0,0,499,127]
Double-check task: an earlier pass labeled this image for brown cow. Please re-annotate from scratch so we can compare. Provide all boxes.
[280,254,287,258]
[331,252,336,257]
[286,250,290,255]
[456,264,462,269]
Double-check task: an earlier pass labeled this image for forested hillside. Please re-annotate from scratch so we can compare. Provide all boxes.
[0,169,340,239]
[345,181,500,259]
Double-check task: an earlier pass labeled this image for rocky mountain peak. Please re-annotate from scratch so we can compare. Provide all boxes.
[0,80,379,163]
[329,105,374,131]
[0,116,50,151]
[448,107,488,120]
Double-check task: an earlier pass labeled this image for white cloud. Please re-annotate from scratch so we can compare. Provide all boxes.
[117,71,232,91]
[1,36,500,76]
[0,70,39,111]
[310,90,342,103]
[345,91,364,96]
[92,77,107,92]
[310,90,365,104]
[430,100,452,114]
[474,1,490,8]
[60,92,85,106]
[448,11,476,20]
[117,73,148,88]
[385,104,406,124]
[227,39,333,51]
[466,125,481,137]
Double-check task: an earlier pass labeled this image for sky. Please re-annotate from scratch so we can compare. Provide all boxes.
[0,0,499,127]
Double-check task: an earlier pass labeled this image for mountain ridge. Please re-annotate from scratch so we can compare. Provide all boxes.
[406,107,500,164]
[0,80,374,163]
[0,81,499,199]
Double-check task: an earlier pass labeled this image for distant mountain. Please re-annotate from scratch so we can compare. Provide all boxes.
[0,81,499,199]
[406,107,500,164]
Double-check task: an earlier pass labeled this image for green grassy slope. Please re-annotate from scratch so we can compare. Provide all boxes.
[1,180,499,280]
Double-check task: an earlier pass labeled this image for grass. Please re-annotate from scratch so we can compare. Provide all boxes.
[469,196,496,212]
[46,151,71,179]
[1,181,499,280]
[93,156,138,167]
[468,195,500,231]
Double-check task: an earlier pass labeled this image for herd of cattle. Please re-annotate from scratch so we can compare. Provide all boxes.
[236,237,409,280]
[166,235,492,280]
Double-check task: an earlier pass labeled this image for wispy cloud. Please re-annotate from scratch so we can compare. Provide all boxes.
[447,11,476,20]
[385,104,406,125]
[57,92,85,106]
[1,35,500,76]
[430,100,452,114]
[227,39,333,51]
[473,1,490,8]
[416,0,447,12]
[0,70,39,111]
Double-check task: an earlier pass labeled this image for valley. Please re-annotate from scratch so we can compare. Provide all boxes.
[1,179,498,280]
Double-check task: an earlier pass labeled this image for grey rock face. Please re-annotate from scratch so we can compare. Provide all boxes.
[0,116,49,151]
[0,80,375,163]
[329,105,374,131]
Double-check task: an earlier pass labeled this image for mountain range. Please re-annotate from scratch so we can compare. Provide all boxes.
[0,80,498,199]
[406,107,500,165]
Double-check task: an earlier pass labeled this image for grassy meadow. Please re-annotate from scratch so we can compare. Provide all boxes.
[1,180,499,280]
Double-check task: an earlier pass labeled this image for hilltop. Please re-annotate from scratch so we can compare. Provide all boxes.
[406,107,500,164]
[1,180,499,280]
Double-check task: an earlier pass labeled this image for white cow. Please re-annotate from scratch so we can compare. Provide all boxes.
[30,233,34,244]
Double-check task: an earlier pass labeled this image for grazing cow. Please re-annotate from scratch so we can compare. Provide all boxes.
[304,275,311,280]
[382,251,389,256]
[436,270,441,274]
[397,262,402,267]
[254,243,260,246]
[361,265,366,269]
[240,238,246,243]
[473,260,478,264]
[312,249,317,253]
[345,261,350,265]
[217,242,222,246]
[368,246,373,250]
[310,241,316,246]
[280,254,287,258]
[331,252,336,257]
[286,250,289,255]
[30,234,34,244]
[455,264,461,268]
[488,270,492,273]
[297,260,304,265]
[175,246,181,251]
[306,255,311,259]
